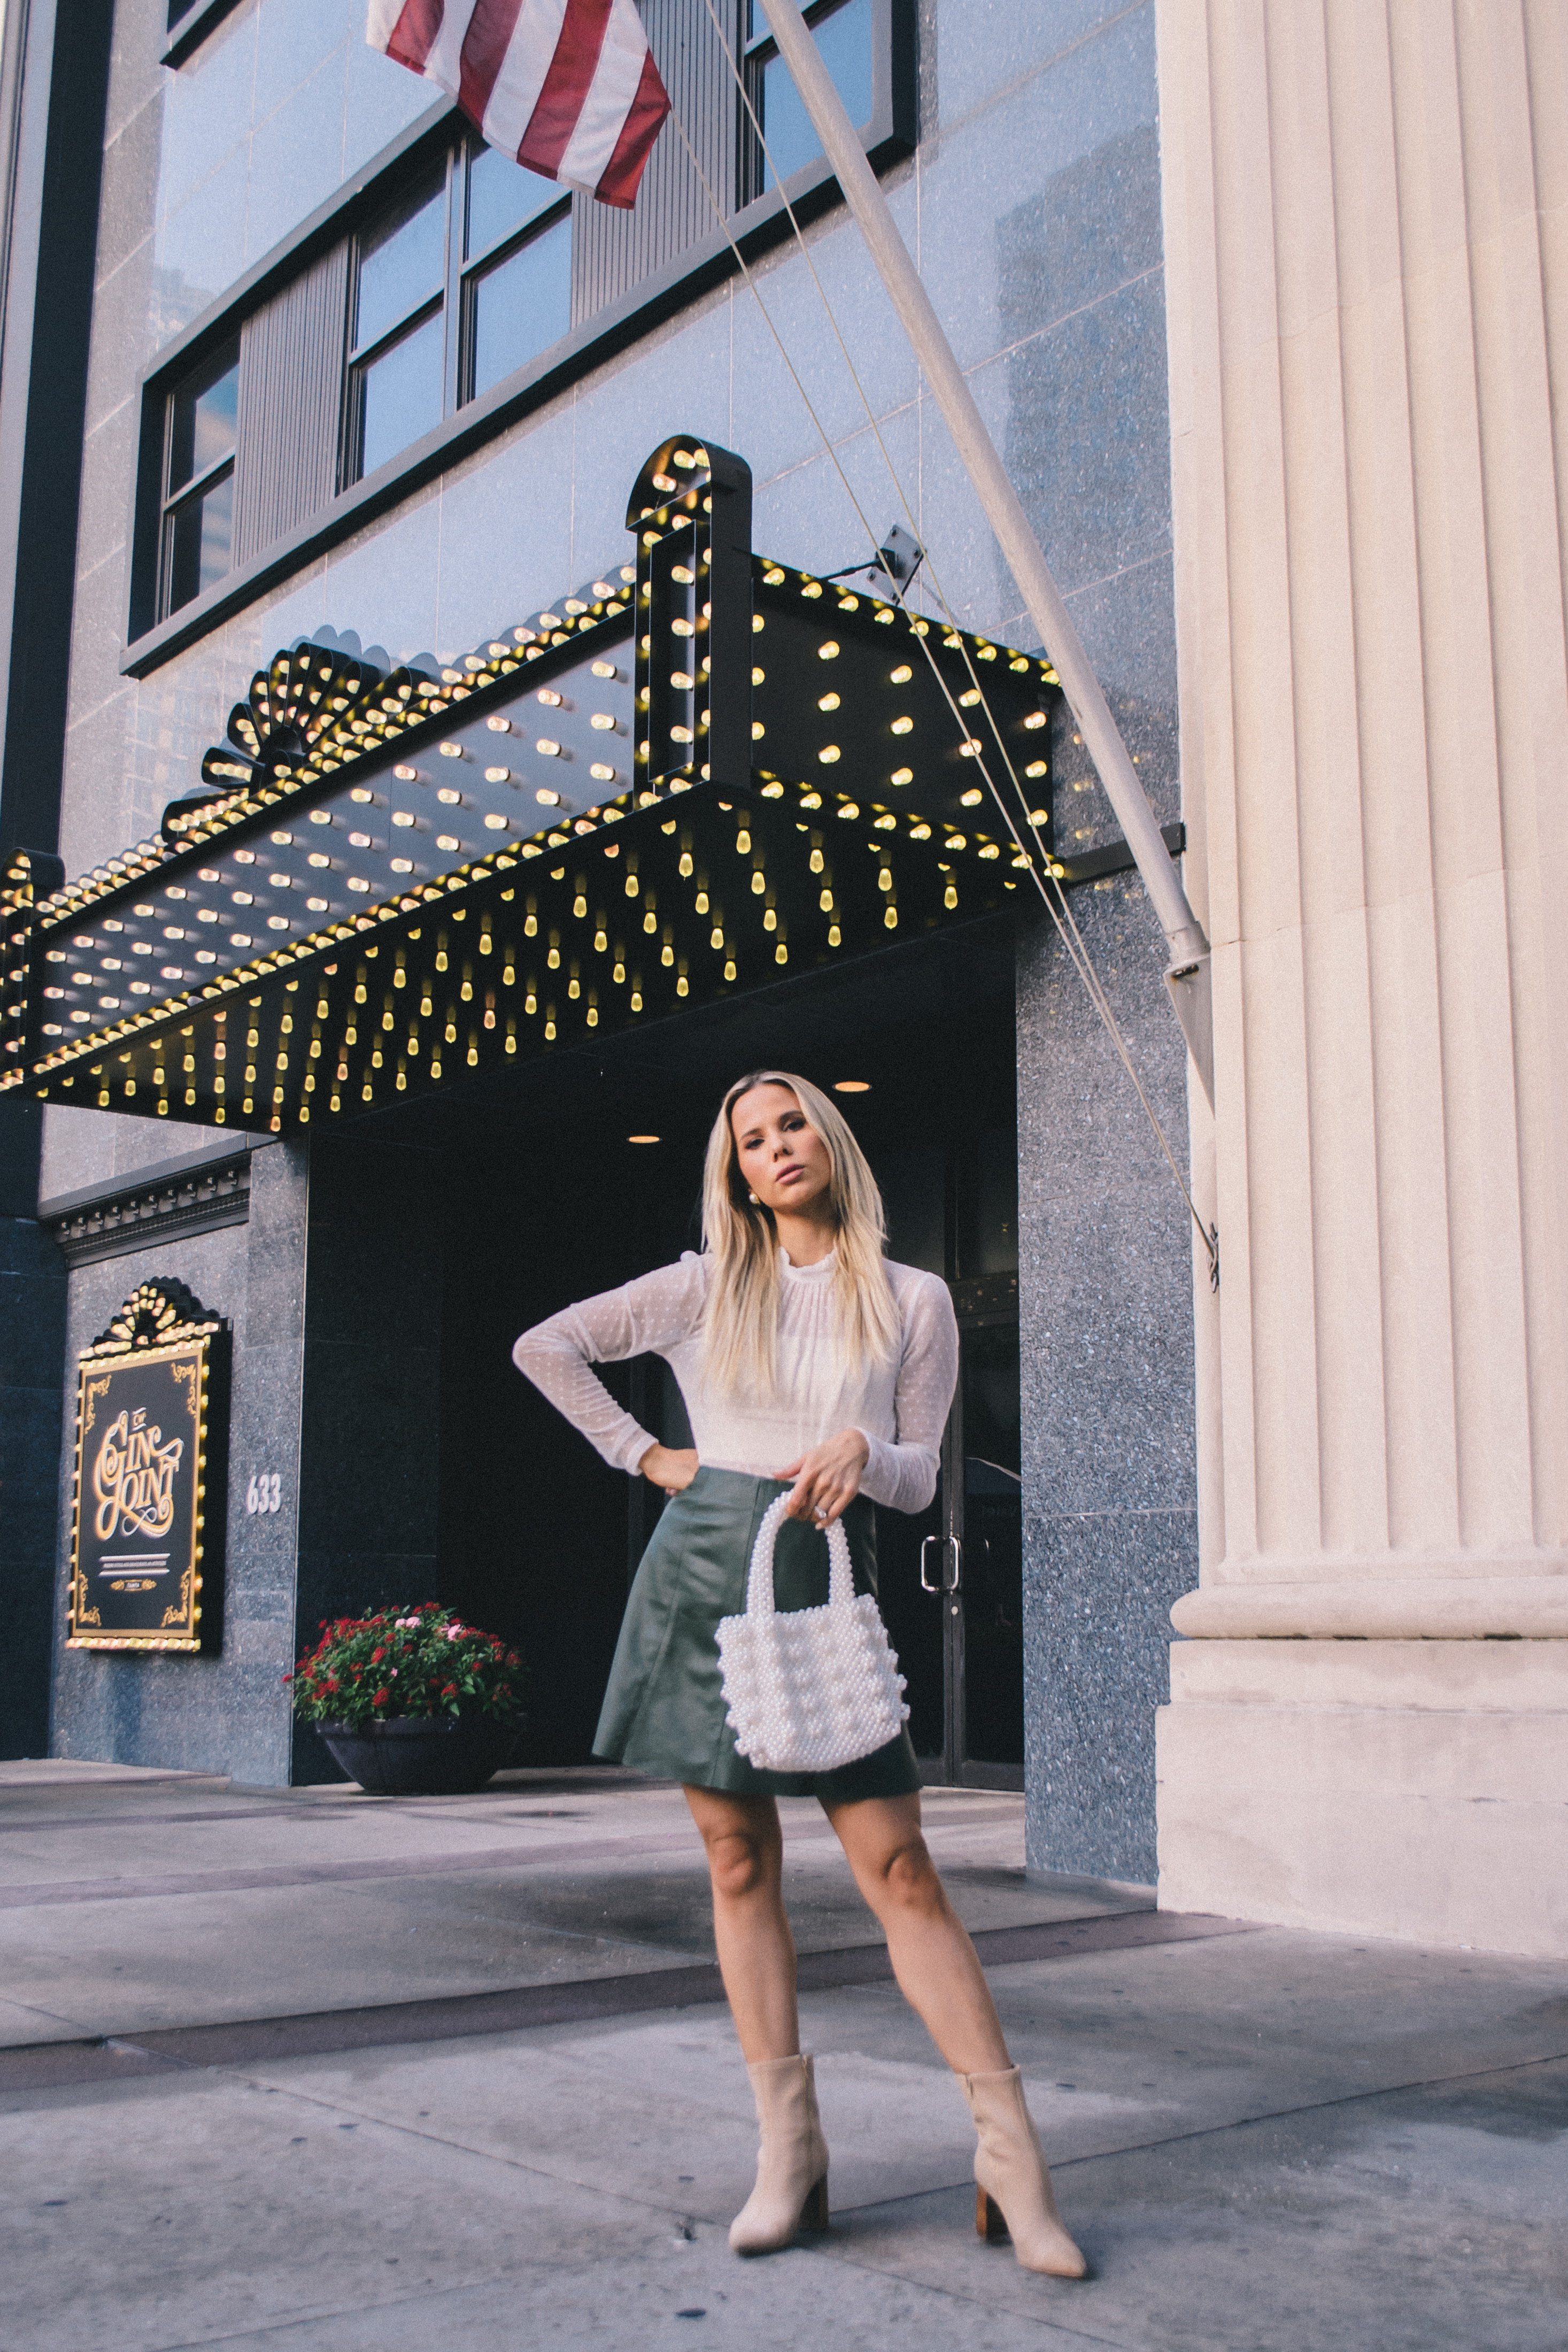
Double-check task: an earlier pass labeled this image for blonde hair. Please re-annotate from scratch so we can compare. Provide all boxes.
[699,1070,901,1400]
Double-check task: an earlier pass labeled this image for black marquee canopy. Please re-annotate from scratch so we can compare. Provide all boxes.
[2,438,1090,1137]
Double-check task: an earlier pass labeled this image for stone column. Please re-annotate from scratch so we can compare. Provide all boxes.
[1154,0,1568,1953]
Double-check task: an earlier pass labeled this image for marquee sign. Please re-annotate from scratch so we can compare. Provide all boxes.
[67,1278,229,1653]
[2,438,1073,1134]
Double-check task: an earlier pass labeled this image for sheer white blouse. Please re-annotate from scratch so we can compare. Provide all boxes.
[513,1250,958,1515]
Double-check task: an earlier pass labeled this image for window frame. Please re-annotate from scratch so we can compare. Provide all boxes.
[340,142,576,491]
[739,0,878,206]
[127,0,914,679]
[457,159,574,413]
[343,152,459,493]
[162,0,249,71]
[157,337,240,625]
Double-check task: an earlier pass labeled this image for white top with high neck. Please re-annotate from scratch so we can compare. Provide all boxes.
[512,1248,958,1515]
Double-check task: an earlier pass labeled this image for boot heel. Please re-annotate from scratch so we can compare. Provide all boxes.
[799,2175,829,2232]
[977,2186,1010,2244]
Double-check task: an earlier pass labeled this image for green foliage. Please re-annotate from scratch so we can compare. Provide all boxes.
[285,1603,524,1729]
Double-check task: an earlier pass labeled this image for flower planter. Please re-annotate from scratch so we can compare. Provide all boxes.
[316,1714,523,1796]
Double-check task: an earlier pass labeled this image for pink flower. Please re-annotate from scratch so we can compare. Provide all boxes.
[445,1624,464,1640]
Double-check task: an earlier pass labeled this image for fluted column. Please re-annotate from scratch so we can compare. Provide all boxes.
[1155,0,1567,1953]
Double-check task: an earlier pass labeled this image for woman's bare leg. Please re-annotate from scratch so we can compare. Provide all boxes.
[824,1792,1011,2076]
[685,1784,800,2061]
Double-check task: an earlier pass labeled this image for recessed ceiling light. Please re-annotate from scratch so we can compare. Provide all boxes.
[628,1133,661,1144]
[833,1080,871,1093]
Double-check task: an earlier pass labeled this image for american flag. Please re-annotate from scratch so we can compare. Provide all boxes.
[367,0,672,211]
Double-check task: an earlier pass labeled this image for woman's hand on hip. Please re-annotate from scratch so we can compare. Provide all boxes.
[639,1443,698,1493]
[774,1428,871,1525]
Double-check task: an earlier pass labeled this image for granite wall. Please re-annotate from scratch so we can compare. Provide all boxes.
[1018,891,1196,1884]
[49,1141,306,1784]
[1,1105,67,1760]
[1001,15,1199,1885]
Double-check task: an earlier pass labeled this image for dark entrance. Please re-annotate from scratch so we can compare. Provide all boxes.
[420,915,1023,1782]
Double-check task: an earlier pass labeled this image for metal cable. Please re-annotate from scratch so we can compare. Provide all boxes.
[666,33,1215,1276]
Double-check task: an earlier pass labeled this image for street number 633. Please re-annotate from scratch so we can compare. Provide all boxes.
[245,1471,283,1515]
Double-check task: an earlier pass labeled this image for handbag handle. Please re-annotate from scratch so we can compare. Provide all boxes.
[745,1492,855,1622]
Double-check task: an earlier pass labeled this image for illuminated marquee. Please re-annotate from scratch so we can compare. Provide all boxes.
[3,439,1062,1133]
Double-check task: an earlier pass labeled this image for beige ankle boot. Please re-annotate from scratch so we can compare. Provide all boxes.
[960,2066,1086,2278]
[728,2053,829,2255]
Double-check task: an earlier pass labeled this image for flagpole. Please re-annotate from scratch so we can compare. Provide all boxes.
[755,0,1215,1109]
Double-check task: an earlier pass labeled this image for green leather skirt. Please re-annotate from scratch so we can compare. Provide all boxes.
[593,1464,921,1801]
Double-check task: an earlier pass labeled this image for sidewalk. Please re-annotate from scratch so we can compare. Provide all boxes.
[1,1760,1564,2350]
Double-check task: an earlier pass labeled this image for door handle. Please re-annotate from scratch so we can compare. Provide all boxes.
[920,1535,944,1594]
[944,1537,963,1593]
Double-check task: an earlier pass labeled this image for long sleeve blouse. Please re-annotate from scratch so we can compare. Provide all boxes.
[513,1249,958,1515]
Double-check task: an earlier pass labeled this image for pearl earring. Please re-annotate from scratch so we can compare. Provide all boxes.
[748,1191,759,1205]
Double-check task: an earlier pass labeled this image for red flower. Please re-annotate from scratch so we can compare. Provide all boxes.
[441,1682,457,1698]
[372,1687,391,1707]
[324,1677,339,1693]
[371,1646,385,1665]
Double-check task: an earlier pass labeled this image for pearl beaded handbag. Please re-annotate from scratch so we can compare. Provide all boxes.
[716,1493,910,1773]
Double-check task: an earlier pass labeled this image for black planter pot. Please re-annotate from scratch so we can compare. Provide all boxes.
[315,1714,523,1796]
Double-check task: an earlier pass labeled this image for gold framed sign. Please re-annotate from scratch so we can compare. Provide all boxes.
[67,1278,229,1653]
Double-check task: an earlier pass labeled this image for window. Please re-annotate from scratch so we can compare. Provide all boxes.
[133,0,913,664]
[350,169,450,482]
[160,338,238,619]
[466,148,574,400]
[744,0,875,196]
[347,145,570,485]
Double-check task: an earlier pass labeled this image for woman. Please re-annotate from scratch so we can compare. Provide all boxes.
[513,1070,1084,2278]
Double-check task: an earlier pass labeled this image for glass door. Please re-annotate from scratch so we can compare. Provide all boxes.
[878,1273,1024,1790]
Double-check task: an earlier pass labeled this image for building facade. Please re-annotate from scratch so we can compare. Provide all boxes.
[2,1,1558,1951]
[6,0,1193,1880]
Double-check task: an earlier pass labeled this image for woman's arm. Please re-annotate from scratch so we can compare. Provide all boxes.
[857,1271,959,1513]
[776,1271,960,1521]
[512,1258,704,1478]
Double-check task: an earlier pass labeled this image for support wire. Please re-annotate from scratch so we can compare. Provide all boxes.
[666,19,1216,1281]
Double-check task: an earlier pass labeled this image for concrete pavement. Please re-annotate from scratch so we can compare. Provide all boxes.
[1,1759,1564,2349]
